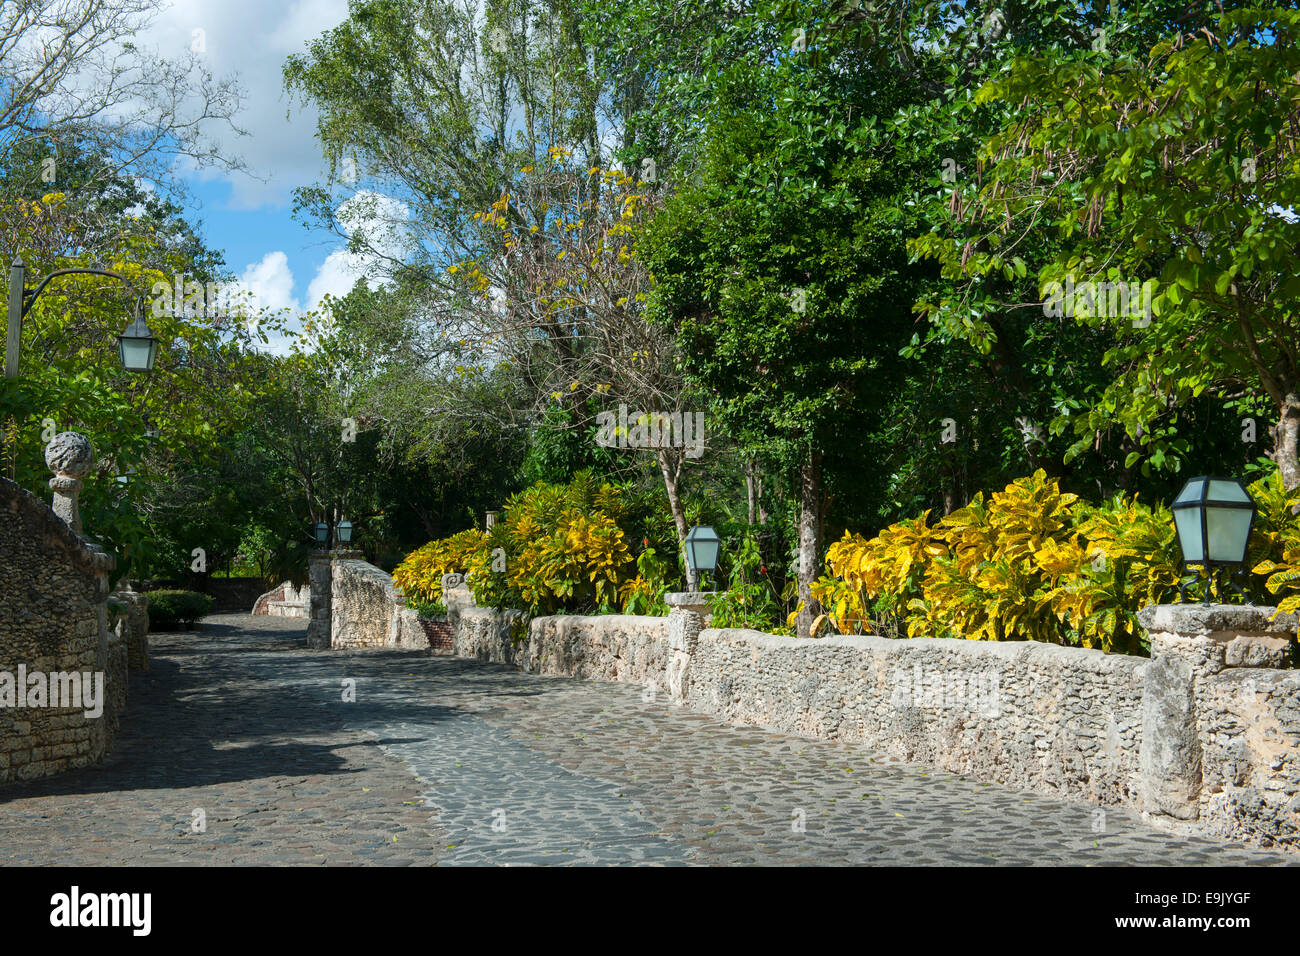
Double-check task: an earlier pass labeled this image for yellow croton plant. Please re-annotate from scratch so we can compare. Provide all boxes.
[809,469,1300,654]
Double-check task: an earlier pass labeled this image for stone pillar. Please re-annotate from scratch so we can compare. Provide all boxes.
[1136,604,1296,821]
[45,432,95,534]
[664,591,717,703]
[306,552,333,648]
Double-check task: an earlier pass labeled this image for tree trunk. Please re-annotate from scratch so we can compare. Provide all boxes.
[941,439,958,515]
[795,449,824,640]
[657,448,694,589]
[746,459,758,525]
[1273,392,1300,502]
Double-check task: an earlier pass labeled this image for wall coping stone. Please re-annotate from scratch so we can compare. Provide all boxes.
[699,626,1148,674]
[666,591,718,607]
[1137,603,1298,636]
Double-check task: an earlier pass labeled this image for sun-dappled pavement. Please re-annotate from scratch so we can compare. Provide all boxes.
[0,613,1293,866]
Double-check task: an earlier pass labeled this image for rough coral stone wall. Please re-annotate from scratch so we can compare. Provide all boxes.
[450,602,528,664]
[252,584,287,615]
[1135,604,1300,847]
[331,559,401,648]
[687,628,1145,805]
[111,591,150,672]
[522,614,672,686]
[0,477,124,785]
[1198,669,1300,848]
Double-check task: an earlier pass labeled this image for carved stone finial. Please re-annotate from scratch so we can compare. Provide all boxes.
[46,431,94,533]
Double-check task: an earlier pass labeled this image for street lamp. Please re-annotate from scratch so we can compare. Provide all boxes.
[5,256,157,378]
[313,522,330,550]
[336,519,353,545]
[684,525,722,588]
[1172,476,1257,604]
[116,297,159,372]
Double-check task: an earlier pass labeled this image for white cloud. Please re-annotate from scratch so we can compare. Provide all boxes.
[240,250,300,314]
[232,191,410,355]
[135,0,352,210]
[305,190,411,310]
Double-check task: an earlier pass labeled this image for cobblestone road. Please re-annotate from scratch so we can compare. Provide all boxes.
[1,614,1294,866]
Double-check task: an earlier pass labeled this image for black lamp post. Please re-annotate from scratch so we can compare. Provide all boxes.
[1171,476,1258,604]
[336,519,353,545]
[313,522,330,550]
[6,257,157,378]
[684,525,722,589]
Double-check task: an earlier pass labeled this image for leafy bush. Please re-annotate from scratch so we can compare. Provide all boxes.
[1251,471,1300,618]
[808,468,1300,654]
[407,597,447,618]
[392,528,489,605]
[146,590,214,629]
[392,472,650,616]
[621,544,674,617]
[711,531,787,633]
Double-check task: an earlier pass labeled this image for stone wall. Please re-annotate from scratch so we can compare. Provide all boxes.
[687,628,1145,805]
[0,476,127,785]
[252,581,309,618]
[1137,604,1300,847]
[109,590,150,673]
[331,559,401,648]
[437,583,1300,851]
[322,556,434,651]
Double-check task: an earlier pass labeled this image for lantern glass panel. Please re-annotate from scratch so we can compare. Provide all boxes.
[1174,508,1205,563]
[119,337,156,372]
[691,539,719,572]
[1206,507,1252,563]
[1174,479,1205,504]
[684,526,721,573]
[1207,479,1251,503]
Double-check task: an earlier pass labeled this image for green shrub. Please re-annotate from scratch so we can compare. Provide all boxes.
[147,590,214,629]
[806,467,1300,654]
[709,531,787,633]
[393,471,647,616]
[407,596,447,618]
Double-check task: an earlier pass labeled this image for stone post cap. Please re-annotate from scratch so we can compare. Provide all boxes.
[1137,603,1298,637]
[45,431,95,478]
[330,548,364,560]
[665,591,719,607]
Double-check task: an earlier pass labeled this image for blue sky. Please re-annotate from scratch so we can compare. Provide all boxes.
[133,0,376,345]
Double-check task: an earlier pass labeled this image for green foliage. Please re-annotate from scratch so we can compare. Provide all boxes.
[392,528,490,605]
[708,531,786,633]
[407,596,448,618]
[910,5,1300,487]
[810,467,1300,654]
[146,590,214,629]
[620,544,673,617]
[394,472,652,617]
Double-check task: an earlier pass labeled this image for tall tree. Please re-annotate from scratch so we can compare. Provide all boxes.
[0,0,246,189]
[912,4,1300,492]
[643,14,935,636]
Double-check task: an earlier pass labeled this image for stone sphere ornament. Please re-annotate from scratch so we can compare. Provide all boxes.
[45,432,96,479]
[45,431,95,534]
